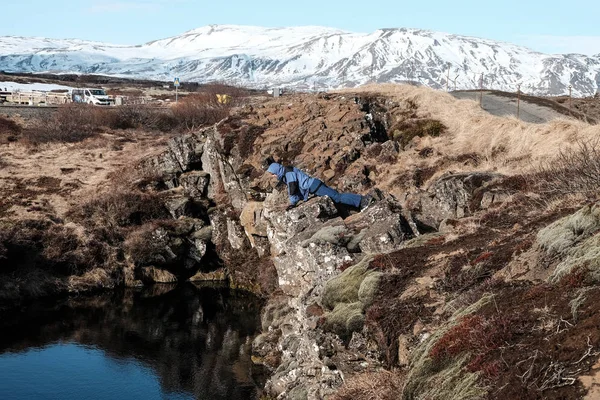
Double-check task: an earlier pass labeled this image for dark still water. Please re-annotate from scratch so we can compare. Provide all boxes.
[0,284,266,400]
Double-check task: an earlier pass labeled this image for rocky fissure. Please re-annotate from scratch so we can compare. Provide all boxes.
[4,85,600,400]
[98,94,521,398]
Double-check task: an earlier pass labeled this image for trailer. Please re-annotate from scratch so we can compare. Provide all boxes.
[0,90,70,105]
[0,87,117,106]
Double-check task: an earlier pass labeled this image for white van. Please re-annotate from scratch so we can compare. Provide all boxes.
[71,88,113,106]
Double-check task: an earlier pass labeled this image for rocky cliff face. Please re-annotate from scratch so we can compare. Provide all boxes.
[117,92,543,398]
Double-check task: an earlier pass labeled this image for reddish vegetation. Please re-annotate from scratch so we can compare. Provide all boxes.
[362,188,598,399]
[471,251,494,265]
[559,267,589,290]
[430,314,517,380]
[470,283,600,399]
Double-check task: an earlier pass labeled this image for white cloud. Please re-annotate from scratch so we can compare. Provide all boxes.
[517,35,600,56]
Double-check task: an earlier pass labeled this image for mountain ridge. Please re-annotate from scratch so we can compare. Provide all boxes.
[1,25,599,96]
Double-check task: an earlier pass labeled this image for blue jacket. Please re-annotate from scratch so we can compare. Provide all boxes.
[267,163,315,206]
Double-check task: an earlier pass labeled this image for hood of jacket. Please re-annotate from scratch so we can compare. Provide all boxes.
[267,163,285,180]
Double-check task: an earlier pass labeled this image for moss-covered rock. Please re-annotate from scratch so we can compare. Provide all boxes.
[358,271,382,308]
[300,225,349,248]
[321,258,372,310]
[322,302,365,339]
[537,203,600,258]
[320,257,382,339]
[533,203,600,282]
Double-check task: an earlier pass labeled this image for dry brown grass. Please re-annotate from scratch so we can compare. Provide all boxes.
[340,84,600,178]
[70,189,169,243]
[331,370,405,400]
[171,93,231,131]
[0,218,107,276]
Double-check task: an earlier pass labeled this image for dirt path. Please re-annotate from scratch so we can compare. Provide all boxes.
[452,90,567,123]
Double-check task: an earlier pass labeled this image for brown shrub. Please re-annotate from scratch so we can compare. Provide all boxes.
[558,266,588,289]
[72,190,169,243]
[429,314,515,380]
[124,221,174,267]
[110,104,178,131]
[391,118,446,149]
[471,251,494,265]
[23,104,100,143]
[367,297,427,366]
[0,219,104,276]
[0,115,22,143]
[172,93,231,130]
[331,370,404,400]
[0,115,21,134]
[536,139,600,196]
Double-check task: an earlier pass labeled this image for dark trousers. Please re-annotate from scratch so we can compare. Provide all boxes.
[309,179,362,208]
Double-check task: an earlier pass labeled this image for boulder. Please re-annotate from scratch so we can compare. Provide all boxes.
[139,266,178,283]
[167,133,204,171]
[161,190,193,219]
[180,171,210,199]
[201,128,248,210]
[345,198,414,254]
[209,209,252,254]
[414,172,502,229]
[138,133,204,183]
[125,218,209,278]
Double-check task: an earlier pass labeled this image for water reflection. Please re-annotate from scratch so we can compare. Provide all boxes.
[0,283,266,400]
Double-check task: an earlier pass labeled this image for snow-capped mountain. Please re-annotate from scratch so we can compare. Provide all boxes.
[1,25,599,96]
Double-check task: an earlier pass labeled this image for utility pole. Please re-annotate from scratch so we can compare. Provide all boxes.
[453,74,459,91]
[568,85,573,112]
[517,83,521,120]
[445,64,450,92]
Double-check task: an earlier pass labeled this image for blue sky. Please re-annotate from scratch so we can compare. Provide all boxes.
[2,0,599,55]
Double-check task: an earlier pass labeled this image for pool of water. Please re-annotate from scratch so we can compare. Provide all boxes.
[0,284,266,400]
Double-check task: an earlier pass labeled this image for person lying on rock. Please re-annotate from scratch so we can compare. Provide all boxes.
[265,158,374,211]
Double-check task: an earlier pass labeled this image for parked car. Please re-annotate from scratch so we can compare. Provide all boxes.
[71,88,113,106]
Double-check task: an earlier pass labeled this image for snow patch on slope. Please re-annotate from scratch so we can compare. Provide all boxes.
[1,25,599,96]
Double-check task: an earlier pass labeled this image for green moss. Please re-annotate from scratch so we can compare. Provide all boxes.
[323,302,365,339]
[358,271,382,308]
[534,203,600,283]
[300,225,348,248]
[551,234,600,283]
[321,257,381,339]
[321,258,372,310]
[537,203,600,257]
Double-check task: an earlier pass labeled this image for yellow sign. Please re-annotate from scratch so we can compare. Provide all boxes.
[216,94,231,104]
[174,78,180,87]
